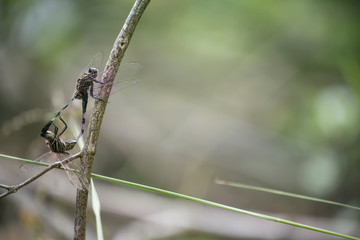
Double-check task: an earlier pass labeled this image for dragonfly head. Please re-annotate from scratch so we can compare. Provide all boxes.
[43,130,56,141]
[88,67,98,77]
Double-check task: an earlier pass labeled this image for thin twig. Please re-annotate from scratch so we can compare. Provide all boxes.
[73,0,151,239]
[0,152,82,198]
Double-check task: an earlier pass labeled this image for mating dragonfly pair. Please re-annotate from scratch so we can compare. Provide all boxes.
[23,52,140,189]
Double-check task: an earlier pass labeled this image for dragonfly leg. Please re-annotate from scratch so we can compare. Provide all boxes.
[93,79,110,84]
[41,97,74,139]
[57,115,68,137]
[53,124,59,136]
[90,82,105,102]
[42,114,68,138]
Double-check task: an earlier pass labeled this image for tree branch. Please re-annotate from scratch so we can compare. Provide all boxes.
[0,152,82,198]
[73,0,151,239]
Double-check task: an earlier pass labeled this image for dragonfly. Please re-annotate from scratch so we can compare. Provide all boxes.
[48,52,140,141]
[22,115,88,190]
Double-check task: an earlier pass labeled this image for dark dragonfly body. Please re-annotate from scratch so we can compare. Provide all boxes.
[21,116,88,189]
[46,52,139,143]
[74,66,105,115]
[29,53,139,189]
[40,116,76,153]
[50,59,107,141]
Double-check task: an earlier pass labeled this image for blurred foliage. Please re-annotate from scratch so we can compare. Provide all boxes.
[1,0,360,239]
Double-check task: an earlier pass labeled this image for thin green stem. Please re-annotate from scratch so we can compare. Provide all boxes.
[1,152,359,239]
[0,152,82,198]
[215,178,360,211]
[91,173,360,240]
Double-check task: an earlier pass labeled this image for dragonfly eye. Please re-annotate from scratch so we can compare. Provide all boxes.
[88,67,98,74]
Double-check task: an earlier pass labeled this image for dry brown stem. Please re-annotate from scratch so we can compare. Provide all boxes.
[73,1,151,239]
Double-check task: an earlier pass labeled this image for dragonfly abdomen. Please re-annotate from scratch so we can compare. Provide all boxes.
[48,139,68,153]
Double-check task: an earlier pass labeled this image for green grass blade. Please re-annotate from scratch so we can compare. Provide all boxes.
[91,179,104,240]
[91,173,360,240]
[215,178,360,211]
[0,153,49,166]
[1,153,359,240]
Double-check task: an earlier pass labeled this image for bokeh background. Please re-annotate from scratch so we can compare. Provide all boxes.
[1,0,360,239]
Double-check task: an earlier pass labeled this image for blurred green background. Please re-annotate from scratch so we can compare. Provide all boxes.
[1,0,360,239]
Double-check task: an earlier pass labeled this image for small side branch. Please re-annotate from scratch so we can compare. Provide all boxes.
[0,152,82,199]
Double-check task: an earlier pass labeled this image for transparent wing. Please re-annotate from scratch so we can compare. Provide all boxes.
[108,79,141,94]
[117,61,142,82]
[21,151,88,190]
[93,61,142,95]
[77,51,104,80]
[57,153,89,190]
[20,151,57,173]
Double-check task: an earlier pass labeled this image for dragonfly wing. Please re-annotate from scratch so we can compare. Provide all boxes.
[93,61,142,95]
[78,51,104,80]
[20,151,57,173]
[118,61,142,81]
[111,79,141,93]
[93,79,140,97]
[57,153,88,190]
[112,62,142,93]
